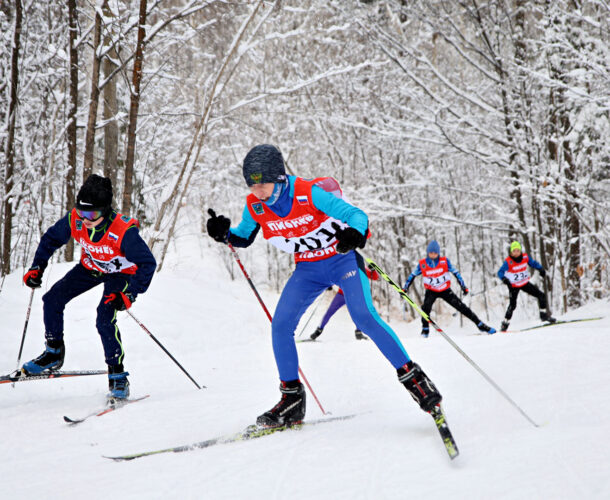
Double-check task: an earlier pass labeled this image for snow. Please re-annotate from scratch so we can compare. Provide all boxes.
[1,235,609,499]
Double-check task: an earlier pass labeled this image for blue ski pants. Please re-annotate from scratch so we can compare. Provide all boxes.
[272,251,410,381]
[42,264,132,366]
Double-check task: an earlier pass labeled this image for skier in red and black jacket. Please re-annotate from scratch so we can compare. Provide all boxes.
[21,174,156,399]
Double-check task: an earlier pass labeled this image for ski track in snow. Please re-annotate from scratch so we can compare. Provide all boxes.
[1,239,609,499]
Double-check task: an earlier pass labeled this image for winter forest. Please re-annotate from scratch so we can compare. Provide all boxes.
[1,0,609,318]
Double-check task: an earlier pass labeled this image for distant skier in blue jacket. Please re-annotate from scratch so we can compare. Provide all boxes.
[404,240,495,336]
[497,241,555,332]
[21,174,156,399]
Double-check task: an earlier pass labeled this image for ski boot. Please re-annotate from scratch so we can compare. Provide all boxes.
[354,329,368,340]
[500,319,510,332]
[540,310,556,323]
[310,327,323,341]
[108,365,130,400]
[421,326,429,338]
[22,340,65,375]
[256,380,306,428]
[398,361,442,413]
[477,321,496,334]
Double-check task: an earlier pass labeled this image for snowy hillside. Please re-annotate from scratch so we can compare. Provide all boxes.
[1,239,608,500]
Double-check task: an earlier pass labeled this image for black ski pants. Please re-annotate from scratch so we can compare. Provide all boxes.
[504,282,547,320]
[421,288,480,328]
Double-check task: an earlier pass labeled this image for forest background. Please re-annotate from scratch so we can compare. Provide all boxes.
[1,0,608,321]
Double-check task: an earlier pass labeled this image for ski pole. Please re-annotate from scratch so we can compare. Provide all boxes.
[228,243,328,415]
[13,288,35,386]
[126,310,203,390]
[359,252,540,428]
[296,288,327,339]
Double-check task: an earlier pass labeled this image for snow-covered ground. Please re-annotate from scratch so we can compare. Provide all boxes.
[1,236,608,500]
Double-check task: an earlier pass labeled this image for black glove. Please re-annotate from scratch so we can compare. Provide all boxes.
[23,266,44,288]
[104,291,135,311]
[331,222,366,254]
[461,285,469,296]
[539,268,546,278]
[502,277,511,287]
[207,208,231,243]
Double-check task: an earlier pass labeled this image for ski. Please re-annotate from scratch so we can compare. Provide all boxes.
[429,404,459,459]
[105,413,357,461]
[0,369,107,385]
[64,395,150,425]
[296,338,321,343]
[519,317,603,332]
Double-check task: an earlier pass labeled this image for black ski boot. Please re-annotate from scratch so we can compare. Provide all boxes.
[22,340,65,375]
[398,361,442,413]
[108,364,130,400]
[256,380,306,428]
[421,327,429,338]
[310,327,323,341]
[500,319,510,332]
[354,329,368,340]
[540,310,556,323]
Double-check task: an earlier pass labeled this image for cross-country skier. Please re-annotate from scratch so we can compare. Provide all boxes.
[207,144,443,428]
[309,266,379,341]
[403,240,496,336]
[497,241,555,332]
[21,174,156,399]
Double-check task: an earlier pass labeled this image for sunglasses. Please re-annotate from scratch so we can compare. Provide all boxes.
[76,208,104,221]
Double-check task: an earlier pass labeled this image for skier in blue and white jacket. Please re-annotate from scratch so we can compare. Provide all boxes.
[206,144,444,428]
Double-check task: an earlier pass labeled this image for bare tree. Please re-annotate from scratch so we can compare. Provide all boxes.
[64,0,79,262]
[122,0,147,215]
[2,0,22,276]
[83,3,103,180]
[102,0,119,190]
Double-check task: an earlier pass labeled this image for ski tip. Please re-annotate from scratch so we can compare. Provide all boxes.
[63,416,84,425]
[103,455,135,462]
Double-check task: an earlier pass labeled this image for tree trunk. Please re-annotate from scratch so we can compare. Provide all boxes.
[122,0,148,215]
[64,0,78,262]
[102,0,119,191]
[2,0,22,276]
[83,4,103,180]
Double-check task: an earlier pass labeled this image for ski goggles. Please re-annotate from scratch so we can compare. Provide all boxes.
[76,208,104,221]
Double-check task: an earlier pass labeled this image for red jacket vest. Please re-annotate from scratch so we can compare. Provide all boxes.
[420,257,451,292]
[246,177,347,263]
[70,209,139,275]
[504,253,531,288]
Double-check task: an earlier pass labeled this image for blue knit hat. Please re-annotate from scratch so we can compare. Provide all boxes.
[242,144,287,186]
[427,240,440,254]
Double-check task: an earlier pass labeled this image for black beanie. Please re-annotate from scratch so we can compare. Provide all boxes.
[242,144,287,186]
[76,174,113,211]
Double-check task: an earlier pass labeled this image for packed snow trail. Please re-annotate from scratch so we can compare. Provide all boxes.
[1,244,608,499]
